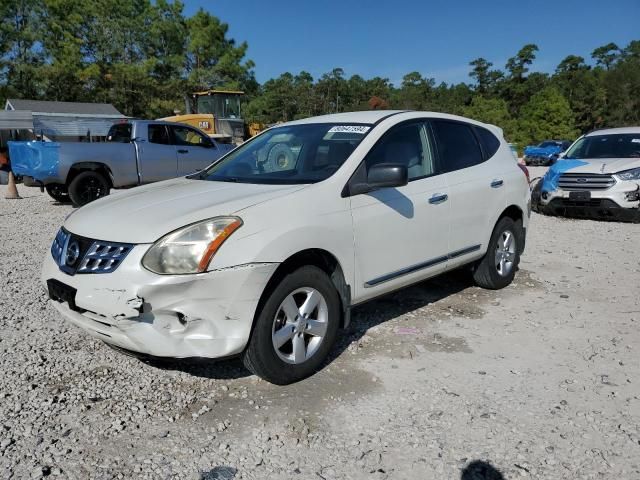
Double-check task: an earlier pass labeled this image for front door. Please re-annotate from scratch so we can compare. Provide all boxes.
[350,120,451,303]
[169,125,219,176]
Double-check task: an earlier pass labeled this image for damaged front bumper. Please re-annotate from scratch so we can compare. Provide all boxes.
[42,247,278,358]
[532,185,640,223]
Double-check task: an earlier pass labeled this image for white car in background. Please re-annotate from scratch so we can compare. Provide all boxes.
[534,127,640,222]
[43,111,531,384]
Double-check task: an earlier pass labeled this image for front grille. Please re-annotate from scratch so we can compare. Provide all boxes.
[77,241,132,273]
[50,228,133,275]
[51,228,68,263]
[558,173,616,191]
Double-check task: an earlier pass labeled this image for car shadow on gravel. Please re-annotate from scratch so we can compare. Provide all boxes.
[327,268,477,363]
[139,268,479,380]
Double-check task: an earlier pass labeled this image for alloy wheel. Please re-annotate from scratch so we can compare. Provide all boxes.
[495,229,516,277]
[271,287,329,364]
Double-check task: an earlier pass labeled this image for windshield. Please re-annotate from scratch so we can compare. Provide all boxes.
[538,141,558,148]
[564,134,640,159]
[196,94,241,119]
[196,123,371,184]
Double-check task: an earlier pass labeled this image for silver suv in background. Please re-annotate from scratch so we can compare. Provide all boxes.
[533,127,640,222]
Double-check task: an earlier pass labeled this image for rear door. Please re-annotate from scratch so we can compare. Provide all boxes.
[136,123,178,183]
[169,125,219,176]
[430,120,506,268]
[350,120,451,302]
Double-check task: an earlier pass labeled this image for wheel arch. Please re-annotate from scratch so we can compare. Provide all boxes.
[249,248,352,347]
[65,162,114,187]
[496,204,525,254]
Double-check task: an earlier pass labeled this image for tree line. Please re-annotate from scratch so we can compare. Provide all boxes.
[1,1,639,148]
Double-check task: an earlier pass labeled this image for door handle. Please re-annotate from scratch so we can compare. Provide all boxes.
[491,179,504,188]
[429,193,448,204]
[177,149,188,154]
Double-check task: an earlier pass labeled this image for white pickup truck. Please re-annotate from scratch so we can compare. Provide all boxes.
[9,120,234,206]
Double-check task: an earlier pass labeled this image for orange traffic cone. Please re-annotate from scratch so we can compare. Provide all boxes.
[4,171,22,199]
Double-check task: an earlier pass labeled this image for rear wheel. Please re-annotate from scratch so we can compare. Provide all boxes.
[243,266,340,385]
[68,171,110,207]
[473,217,522,290]
[45,183,70,203]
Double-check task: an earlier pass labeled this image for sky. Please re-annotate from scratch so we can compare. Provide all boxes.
[183,0,640,86]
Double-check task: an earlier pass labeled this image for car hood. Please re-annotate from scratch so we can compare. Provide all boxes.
[64,177,306,243]
[562,158,640,174]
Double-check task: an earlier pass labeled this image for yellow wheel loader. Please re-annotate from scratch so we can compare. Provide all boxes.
[160,90,263,145]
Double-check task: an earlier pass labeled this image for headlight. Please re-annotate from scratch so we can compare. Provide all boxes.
[142,217,242,274]
[617,168,640,181]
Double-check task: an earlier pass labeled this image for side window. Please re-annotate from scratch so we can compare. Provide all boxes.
[364,122,434,181]
[107,123,132,143]
[475,126,500,159]
[171,126,210,147]
[148,124,170,145]
[432,120,483,172]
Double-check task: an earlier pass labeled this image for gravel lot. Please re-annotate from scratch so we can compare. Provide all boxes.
[1,167,639,479]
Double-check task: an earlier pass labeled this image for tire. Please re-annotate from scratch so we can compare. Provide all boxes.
[45,183,70,203]
[530,180,544,214]
[266,143,295,171]
[242,265,341,385]
[68,171,110,207]
[473,217,522,290]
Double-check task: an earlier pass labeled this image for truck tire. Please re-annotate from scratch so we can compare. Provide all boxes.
[45,184,70,203]
[473,217,522,290]
[266,143,295,171]
[68,171,110,207]
[242,266,340,385]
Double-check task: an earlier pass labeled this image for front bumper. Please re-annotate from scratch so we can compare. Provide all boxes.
[534,182,640,222]
[42,246,278,358]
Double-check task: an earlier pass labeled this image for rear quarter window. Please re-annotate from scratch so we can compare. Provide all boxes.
[475,126,501,159]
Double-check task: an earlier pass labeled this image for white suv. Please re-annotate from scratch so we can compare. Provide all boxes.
[43,111,531,384]
[534,127,640,222]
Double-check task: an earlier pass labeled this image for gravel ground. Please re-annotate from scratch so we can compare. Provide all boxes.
[1,167,639,479]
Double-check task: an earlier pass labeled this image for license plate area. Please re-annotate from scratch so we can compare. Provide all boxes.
[47,279,82,312]
[569,191,591,201]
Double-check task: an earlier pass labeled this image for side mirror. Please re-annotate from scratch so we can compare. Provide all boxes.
[368,163,408,189]
[349,163,408,195]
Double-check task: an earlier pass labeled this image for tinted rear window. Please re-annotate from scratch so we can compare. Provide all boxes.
[432,120,484,172]
[475,126,500,159]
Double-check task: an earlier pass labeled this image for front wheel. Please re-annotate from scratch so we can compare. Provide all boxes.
[68,171,110,207]
[473,217,522,290]
[243,266,340,385]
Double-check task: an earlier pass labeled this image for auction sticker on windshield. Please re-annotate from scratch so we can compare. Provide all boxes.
[327,125,371,134]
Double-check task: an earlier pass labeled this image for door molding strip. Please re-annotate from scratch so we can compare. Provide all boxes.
[363,244,481,288]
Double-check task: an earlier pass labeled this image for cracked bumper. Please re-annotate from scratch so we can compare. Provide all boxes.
[42,246,278,358]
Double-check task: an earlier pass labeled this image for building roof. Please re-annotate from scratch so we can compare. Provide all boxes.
[6,99,124,118]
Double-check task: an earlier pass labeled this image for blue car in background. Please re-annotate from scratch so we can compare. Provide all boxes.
[523,140,572,166]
